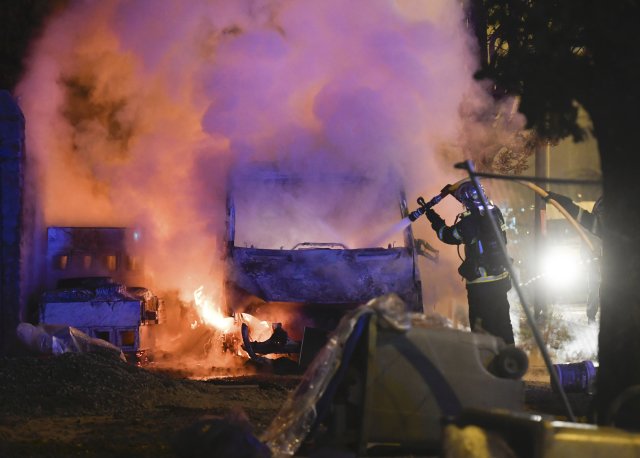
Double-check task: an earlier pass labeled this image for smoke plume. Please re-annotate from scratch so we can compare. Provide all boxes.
[17,0,529,369]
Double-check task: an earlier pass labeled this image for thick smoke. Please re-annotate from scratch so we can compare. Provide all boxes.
[17,0,528,368]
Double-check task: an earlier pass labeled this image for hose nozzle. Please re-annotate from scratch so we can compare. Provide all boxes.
[408,206,425,222]
[408,193,445,221]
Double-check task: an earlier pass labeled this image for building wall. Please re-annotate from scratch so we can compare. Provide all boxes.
[45,226,147,290]
[0,90,25,355]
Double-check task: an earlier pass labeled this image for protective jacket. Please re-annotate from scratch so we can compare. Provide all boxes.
[426,205,509,284]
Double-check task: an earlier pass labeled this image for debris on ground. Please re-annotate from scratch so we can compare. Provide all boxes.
[0,351,293,457]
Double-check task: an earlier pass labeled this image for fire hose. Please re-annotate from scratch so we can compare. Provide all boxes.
[408,178,597,256]
[407,165,594,422]
[516,180,597,255]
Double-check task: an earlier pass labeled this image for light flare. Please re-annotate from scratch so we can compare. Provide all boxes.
[540,245,585,290]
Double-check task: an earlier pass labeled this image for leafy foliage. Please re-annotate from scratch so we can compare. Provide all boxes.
[469,1,598,142]
[469,0,640,425]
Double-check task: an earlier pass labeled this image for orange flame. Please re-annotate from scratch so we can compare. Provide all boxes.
[192,286,235,332]
[192,286,273,344]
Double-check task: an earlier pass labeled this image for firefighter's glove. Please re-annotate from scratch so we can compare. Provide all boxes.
[425,208,445,231]
[440,183,453,196]
[544,192,580,216]
[544,191,572,207]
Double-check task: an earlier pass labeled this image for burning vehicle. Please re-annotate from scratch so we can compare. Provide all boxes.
[31,171,427,371]
[222,163,425,364]
[36,227,162,361]
[38,276,162,361]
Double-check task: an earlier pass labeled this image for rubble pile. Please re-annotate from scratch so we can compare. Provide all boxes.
[0,352,183,416]
[0,351,297,415]
[0,352,294,457]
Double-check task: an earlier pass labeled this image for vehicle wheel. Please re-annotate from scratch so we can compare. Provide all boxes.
[490,346,529,379]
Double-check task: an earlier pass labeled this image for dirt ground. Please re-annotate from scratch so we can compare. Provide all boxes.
[0,352,296,457]
[0,352,592,458]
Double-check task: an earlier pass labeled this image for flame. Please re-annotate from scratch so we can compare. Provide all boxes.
[192,286,273,343]
[192,285,235,333]
[239,312,273,342]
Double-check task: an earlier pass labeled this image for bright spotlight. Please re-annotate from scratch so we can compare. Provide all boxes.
[540,245,584,289]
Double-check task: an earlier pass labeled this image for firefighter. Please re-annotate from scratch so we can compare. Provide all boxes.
[544,192,604,323]
[424,181,515,344]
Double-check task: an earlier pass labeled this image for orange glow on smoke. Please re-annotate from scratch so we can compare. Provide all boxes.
[15,0,528,373]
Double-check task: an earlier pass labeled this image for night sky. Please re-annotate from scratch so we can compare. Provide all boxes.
[0,0,68,91]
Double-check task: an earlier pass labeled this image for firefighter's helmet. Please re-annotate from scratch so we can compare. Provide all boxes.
[453,181,488,209]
